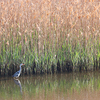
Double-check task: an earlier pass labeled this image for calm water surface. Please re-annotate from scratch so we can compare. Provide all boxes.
[0,72,100,100]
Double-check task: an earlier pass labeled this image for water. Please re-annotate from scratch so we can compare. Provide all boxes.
[0,72,100,100]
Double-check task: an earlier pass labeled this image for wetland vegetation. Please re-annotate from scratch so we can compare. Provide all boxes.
[0,0,100,76]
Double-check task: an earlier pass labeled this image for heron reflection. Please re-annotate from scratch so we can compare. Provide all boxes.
[13,79,22,95]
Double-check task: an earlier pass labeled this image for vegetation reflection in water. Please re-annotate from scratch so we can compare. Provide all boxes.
[0,72,100,100]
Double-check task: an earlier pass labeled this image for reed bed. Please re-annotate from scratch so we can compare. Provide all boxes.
[0,0,100,76]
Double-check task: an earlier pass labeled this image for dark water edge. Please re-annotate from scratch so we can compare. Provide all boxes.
[0,58,99,77]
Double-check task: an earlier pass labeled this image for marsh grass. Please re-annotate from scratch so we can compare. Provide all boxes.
[0,0,100,75]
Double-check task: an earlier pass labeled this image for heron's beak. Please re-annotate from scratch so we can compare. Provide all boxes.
[22,64,25,65]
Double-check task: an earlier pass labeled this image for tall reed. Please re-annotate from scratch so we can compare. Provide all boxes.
[0,0,100,75]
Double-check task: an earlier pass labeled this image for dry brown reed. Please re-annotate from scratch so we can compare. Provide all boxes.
[0,0,99,51]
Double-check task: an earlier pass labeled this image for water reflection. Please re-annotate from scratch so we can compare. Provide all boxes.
[13,79,22,95]
[1,72,100,100]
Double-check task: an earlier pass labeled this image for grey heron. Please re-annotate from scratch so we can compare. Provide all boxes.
[12,64,24,78]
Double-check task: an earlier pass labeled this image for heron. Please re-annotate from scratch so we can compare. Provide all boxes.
[12,63,24,78]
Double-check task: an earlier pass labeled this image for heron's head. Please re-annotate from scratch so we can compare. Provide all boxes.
[20,63,25,66]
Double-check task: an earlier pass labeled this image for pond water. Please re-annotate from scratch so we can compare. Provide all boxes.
[0,72,100,100]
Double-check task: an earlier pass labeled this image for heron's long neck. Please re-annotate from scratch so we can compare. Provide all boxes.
[19,65,22,72]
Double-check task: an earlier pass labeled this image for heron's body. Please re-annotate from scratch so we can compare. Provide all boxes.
[12,64,24,78]
[12,71,20,78]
